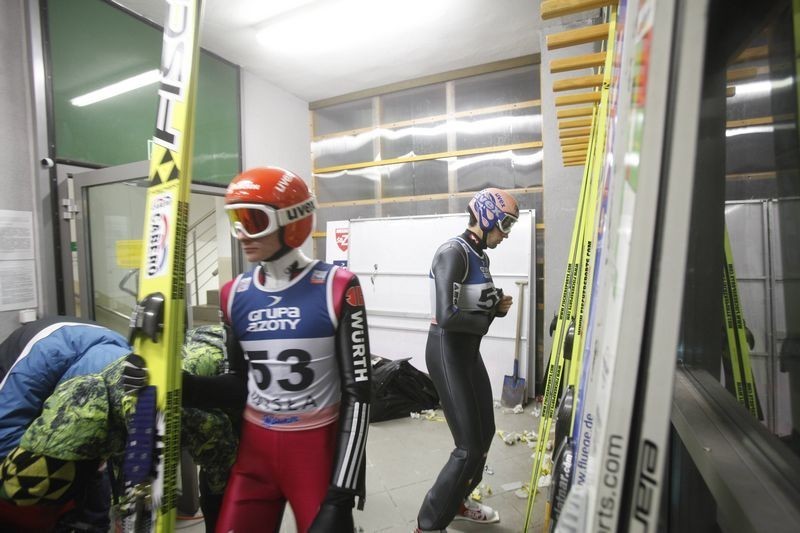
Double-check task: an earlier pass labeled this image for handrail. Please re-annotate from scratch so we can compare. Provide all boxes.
[188,208,215,233]
[196,247,217,266]
[95,302,132,322]
[186,209,219,305]
[191,223,216,241]
[192,230,199,304]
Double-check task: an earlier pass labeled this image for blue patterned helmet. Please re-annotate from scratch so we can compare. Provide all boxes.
[468,188,519,234]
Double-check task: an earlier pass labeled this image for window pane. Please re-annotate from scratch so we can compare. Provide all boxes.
[315,169,379,203]
[726,130,777,176]
[722,10,800,457]
[47,0,241,183]
[382,84,446,123]
[313,99,373,136]
[455,108,542,150]
[315,204,379,232]
[454,65,539,111]
[456,148,542,192]
[725,33,800,200]
[383,160,449,198]
[313,132,378,169]
[380,119,449,160]
[382,198,450,218]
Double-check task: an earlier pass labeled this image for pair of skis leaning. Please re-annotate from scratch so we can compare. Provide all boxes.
[115,1,204,532]
[722,227,761,420]
[523,7,618,531]
[529,2,763,532]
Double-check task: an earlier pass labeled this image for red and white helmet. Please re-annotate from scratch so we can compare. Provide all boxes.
[224,167,316,249]
[467,188,519,234]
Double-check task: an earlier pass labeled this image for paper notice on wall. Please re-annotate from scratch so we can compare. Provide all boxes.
[0,210,34,260]
[0,260,37,311]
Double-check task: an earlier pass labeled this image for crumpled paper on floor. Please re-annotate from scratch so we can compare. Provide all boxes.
[469,483,493,502]
[409,409,445,422]
[494,402,526,414]
[496,429,538,445]
[537,474,552,488]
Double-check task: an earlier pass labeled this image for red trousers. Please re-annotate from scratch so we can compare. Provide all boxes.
[216,420,337,533]
[0,498,74,532]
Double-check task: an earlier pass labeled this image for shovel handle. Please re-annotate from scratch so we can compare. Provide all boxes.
[513,281,528,369]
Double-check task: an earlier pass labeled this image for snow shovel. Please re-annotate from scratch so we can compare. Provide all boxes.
[501,280,527,408]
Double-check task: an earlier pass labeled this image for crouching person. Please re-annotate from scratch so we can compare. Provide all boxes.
[180,324,239,533]
[0,316,147,532]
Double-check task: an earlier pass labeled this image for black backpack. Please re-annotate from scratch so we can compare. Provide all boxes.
[369,356,440,423]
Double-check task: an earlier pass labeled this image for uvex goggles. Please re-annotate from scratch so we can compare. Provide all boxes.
[496,211,518,234]
[225,197,317,239]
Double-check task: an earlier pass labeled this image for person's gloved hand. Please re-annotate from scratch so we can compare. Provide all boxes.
[494,287,513,317]
[122,353,148,394]
[308,486,355,533]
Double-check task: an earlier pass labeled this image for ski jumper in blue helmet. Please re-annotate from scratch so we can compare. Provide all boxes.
[416,188,518,532]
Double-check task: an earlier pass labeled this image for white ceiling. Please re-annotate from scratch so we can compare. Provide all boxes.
[113,0,557,103]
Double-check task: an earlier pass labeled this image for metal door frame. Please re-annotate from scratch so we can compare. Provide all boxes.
[69,160,231,321]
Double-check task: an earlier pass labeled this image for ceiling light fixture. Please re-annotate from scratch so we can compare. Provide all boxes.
[252,0,318,21]
[732,76,793,98]
[70,69,161,107]
[256,0,450,55]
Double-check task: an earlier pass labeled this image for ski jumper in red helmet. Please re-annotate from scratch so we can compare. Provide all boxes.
[182,167,372,532]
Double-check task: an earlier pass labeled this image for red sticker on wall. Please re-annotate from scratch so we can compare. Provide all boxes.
[336,228,350,251]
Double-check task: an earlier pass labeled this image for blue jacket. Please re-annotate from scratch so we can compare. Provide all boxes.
[0,317,131,458]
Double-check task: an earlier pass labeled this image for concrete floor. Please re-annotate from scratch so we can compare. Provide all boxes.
[176,404,548,533]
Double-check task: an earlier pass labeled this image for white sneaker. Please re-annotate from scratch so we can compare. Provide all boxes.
[453,499,500,524]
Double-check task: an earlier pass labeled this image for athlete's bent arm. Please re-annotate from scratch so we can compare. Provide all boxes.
[310,270,372,532]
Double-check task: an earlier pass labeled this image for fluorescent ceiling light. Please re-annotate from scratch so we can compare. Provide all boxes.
[733,80,773,97]
[70,69,161,107]
[256,0,450,55]
[726,125,774,137]
[252,0,317,21]
[732,76,794,98]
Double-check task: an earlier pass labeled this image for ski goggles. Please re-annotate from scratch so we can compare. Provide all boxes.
[225,197,317,239]
[496,212,518,234]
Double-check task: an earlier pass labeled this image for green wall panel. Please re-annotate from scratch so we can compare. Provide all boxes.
[47,0,240,185]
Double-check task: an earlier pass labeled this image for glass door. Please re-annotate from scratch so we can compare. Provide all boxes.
[71,160,234,336]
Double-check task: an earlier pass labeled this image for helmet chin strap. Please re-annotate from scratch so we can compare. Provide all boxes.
[258,245,312,290]
[479,227,489,248]
[259,227,293,262]
[263,242,293,262]
[465,226,487,250]
[473,221,489,248]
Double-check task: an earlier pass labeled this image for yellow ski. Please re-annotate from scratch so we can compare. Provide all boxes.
[722,226,761,419]
[538,9,618,531]
[123,1,203,531]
